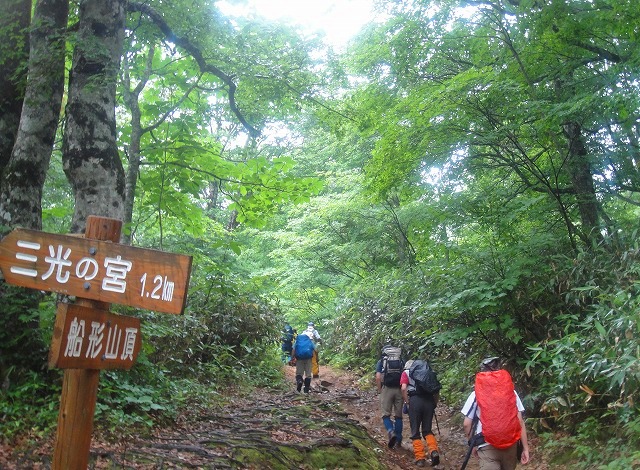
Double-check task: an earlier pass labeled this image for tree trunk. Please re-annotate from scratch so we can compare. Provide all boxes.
[121,48,150,245]
[62,0,127,234]
[0,0,30,177]
[0,0,69,230]
[562,121,601,244]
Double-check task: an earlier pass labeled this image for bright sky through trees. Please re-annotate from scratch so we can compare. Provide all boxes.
[216,0,375,50]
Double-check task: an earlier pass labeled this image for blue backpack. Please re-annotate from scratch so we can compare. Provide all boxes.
[294,334,315,359]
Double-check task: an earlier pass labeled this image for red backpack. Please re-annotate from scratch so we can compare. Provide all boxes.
[475,369,521,449]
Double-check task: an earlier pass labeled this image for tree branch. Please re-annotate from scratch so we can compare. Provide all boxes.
[128,2,260,138]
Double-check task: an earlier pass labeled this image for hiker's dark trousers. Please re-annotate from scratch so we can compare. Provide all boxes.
[408,393,436,440]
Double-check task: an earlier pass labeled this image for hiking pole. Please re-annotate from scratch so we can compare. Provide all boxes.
[461,409,480,470]
[460,442,474,470]
[434,411,441,435]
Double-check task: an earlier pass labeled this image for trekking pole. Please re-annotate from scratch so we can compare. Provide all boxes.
[434,410,441,435]
[461,405,480,470]
[460,443,474,470]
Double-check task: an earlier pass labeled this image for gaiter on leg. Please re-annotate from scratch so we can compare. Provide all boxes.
[412,438,426,461]
[425,433,439,453]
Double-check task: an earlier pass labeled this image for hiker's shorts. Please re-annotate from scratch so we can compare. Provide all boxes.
[477,443,518,470]
[295,358,312,378]
[380,386,403,418]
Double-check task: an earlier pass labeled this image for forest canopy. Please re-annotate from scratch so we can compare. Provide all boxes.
[0,0,639,467]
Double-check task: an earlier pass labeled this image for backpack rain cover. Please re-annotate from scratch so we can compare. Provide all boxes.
[475,369,521,449]
[294,334,315,359]
[409,360,442,395]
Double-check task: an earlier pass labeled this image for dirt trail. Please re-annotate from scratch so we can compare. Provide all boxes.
[3,363,551,469]
[290,364,551,470]
[294,364,477,470]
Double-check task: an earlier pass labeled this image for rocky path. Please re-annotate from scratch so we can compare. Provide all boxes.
[293,364,477,470]
[283,364,551,470]
[2,364,551,469]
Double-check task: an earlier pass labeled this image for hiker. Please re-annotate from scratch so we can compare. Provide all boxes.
[375,344,404,448]
[292,330,316,393]
[401,359,441,467]
[460,357,530,470]
[281,323,295,363]
[303,321,322,378]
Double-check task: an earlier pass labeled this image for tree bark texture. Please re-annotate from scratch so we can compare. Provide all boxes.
[62,0,127,234]
[0,0,30,177]
[563,121,601,243]
[0,0,69,230]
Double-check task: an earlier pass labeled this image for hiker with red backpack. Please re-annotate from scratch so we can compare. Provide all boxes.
[401,358,442,467]
[460,357,530,469]
[375,345,405,449]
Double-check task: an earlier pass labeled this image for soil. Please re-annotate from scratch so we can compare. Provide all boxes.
[1,364,553,469]
[283,365,553,470]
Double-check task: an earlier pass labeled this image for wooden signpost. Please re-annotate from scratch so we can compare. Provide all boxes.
[0,216,192,469]
[0,227,191,314]
[49,303,142,370]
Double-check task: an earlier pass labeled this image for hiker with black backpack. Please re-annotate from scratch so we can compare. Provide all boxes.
[401,359,442,467]
[281,323,295,364]
[460,357,530,470]
[375,345,405,448]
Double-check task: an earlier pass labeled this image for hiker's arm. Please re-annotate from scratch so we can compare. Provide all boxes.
[375,372,382,393]
[463,416,473,439]
[518,412,530,464]
[401,383,409,405]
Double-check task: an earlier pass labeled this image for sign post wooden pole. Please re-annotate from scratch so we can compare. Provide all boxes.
[0,214,192,468]
[52,216,121,470]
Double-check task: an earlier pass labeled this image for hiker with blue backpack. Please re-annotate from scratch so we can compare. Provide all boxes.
[460,357,530,470]
[401,358,442,467]
[292,328,317,393]
[375,344,405,449]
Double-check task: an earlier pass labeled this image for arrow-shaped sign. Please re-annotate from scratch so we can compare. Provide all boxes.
[0,229,192,314]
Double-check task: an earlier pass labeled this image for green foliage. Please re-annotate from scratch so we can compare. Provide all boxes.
[5,0,640,464]
[226,155,324,227]
[525,242,640,433]
[0,286,54,384]
[541,416,640,469]
[0,371,61,440]
[42,153,74,232]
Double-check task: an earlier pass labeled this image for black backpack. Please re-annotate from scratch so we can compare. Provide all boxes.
[281,326,294,348]
[409,360,441,395]
[381,346,403,388]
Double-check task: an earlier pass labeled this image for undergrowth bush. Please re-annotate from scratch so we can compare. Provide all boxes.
[1,266,285,442]
[525,242,640,466]
[0,371,61,440]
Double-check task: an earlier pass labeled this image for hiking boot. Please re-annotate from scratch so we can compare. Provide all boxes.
[416,459,426,467]
[430,450,439,466]
[387,430,397,448]
[395,439,402,449]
